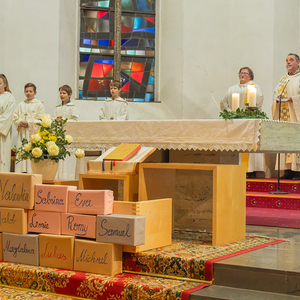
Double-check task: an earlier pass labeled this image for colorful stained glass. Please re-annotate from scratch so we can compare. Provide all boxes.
[80,1,155,102]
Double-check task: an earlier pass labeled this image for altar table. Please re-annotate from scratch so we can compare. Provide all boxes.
[65,119,300,153]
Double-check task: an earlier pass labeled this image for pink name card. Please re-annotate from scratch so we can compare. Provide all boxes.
[28,210,61,235]
[35,184,77,213]
[61,213,96,239]
[68,190,113,215]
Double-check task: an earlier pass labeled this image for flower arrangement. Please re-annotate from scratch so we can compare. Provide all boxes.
[13,114,84,163]
[219,108,269,120]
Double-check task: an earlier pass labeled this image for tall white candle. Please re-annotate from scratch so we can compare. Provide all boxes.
[232,93,240,111]
[248,85,256,107]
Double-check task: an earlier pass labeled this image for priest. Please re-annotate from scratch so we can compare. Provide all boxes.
[273,53,300,180]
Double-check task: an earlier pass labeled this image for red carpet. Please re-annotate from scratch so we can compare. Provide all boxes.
[246,178,300,228]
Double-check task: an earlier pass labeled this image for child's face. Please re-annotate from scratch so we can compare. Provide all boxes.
[110,85,120,98]
[0,78,6,94]
[25,87,37,100]
[60,90,71,103]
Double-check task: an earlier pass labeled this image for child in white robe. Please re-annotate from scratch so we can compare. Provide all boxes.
[13,82,44,173]
[54,85,79,180]
[0,74,15,172]
[99,80,128,120]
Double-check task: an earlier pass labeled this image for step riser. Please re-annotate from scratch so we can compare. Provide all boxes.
[247,181,300,194]
[247,196,300,210]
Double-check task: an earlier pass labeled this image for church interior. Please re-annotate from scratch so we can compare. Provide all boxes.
[1,0,300,299]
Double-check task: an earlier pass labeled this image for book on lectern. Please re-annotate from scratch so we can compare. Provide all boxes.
[103,143,141,161]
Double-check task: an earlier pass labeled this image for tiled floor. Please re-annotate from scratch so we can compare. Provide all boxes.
[191,225,300,299]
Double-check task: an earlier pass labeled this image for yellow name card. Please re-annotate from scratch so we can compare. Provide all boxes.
[0,207,27,234]
[39,234,74,270]
[0,173,42,209]
[74,239,122,276]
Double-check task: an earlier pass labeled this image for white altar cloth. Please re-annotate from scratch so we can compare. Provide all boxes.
[65,119,300,153]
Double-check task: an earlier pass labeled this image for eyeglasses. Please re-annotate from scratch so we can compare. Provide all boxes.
[239,72,250,76]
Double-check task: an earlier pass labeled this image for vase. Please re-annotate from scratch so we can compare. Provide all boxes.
[31,159,59,181]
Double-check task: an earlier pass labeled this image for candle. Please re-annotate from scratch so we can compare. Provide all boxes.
[232,93,240,111]
[248,85,256,107]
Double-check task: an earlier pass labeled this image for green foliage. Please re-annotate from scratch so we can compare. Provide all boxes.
[219,108,269,120]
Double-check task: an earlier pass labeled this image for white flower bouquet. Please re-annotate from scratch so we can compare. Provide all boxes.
[13,114,84,163]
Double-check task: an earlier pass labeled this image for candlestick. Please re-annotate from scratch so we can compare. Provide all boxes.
[232,93,240,111]
[248,85,256,107]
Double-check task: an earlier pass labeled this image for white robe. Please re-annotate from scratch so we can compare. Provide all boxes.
[273,72,300,171]
[13,98,44,173]
[220,81,268,174]
[54,102,79,180]
[99,97,128,120]
[0,92,15,172]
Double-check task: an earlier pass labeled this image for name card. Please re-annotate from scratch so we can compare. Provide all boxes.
[61,213,96,239]
[3,232,39,266]
[74,239,122,276]
[35,184,77,213]
[0,207,27,234]
[68,190,113,215]
[0,173,42,209]
[39,234,74,270]
[96,214,145,246]
[28,210,61,235]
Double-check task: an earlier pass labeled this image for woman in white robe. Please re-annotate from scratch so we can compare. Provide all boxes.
[13,83,44,173]
[0,74,15,172]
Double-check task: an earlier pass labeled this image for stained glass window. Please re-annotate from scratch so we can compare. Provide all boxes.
[80,0,155,102]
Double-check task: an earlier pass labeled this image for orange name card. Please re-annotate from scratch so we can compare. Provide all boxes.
[61,213,96,239]
[3,232,39,266]
[96,214,145,246]
[68,190,113,215]
[0,173,42,209]
[74,239,122,276]
[28,210,61,235]
[0,207,27,234]
[35,184,77,213]
[39,234,74,270]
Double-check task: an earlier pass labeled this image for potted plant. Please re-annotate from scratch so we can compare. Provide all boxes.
[13,114,84,180]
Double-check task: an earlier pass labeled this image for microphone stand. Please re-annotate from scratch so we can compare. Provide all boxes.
[270,80,290,194]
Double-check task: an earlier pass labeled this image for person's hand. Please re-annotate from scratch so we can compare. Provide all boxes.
[19,121,29,128]
[288,97,293,102]
[56,116,62,121]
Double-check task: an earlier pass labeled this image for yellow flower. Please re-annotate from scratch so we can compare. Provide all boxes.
[31,134,41,143]
[48,144,59,156]
[32,147,43,158]
[75,148,85,159]
[65,135,73,144]
[49,135,57,142]
[41,114,51,120]
[41,117,52,128]
[46,141,56,148]
[24,143,33,152]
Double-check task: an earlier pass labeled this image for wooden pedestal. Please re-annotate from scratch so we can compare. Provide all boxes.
[79,173,138,201]
[139,163,246,246]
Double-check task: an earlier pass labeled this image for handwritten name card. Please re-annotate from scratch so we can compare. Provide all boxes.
[28,210,61,235]
[96,214,145,246]
[61,213,96,239]
[0,173,42,209]
[74,239,122,276]
[68,190,113,215]
[3,232,39,266]
[39,234,74,270]
[0,207,27,234]
[35,184,77,213]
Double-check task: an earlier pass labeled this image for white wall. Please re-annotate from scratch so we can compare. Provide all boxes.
[1,0,300,128]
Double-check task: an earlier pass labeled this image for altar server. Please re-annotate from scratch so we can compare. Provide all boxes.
[220,67,268,178]
[99,80,128,120]
[13,82,44,173]
[54,85,79,179]
[0,74,15,172]
[273,53,300,180]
